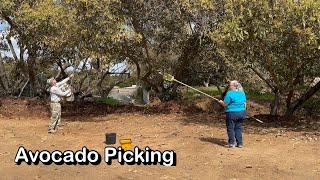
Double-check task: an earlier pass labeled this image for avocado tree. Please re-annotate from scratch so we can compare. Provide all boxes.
[215,0,320,115]
[0,0,125,97]
[109,0,229,101]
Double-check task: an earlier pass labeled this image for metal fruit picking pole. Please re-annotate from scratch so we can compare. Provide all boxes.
[161,72,264,123]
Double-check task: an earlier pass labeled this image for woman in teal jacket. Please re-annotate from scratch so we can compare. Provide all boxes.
[219,80,247,148]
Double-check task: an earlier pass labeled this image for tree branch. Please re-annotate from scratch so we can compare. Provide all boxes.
[249,65,275,91]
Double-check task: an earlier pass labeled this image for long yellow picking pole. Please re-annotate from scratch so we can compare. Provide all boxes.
[161,72,264,123]
[173,79,220,102]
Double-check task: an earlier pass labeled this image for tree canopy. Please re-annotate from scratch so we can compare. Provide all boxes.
[0,0,319,116]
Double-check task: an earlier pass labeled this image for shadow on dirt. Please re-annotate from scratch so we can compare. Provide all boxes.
[1,98,319,134]
[61,101,185,122]
[180,111,320,135]
[200,137,228,147]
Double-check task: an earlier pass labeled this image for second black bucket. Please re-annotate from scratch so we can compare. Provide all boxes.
[105,133,116,144]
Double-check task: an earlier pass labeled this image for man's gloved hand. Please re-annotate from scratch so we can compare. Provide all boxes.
[66,89,72,97]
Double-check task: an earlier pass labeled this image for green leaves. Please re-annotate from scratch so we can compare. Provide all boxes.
[215,0,320,114]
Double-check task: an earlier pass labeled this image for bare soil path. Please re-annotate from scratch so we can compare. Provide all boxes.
[0,98,319,180]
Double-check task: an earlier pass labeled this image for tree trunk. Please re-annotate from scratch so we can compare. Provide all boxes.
[143,88,150,104]
[97,71,108,97]
[104,81,122,98]
[285,81,320,116]
[286,89,294,108]
[204,78,209,87]
[27,58,36,97]
[160,35,201,102]
[270,89,281,115]
[0,57,9,93]
[221,86,229,99]
[142,83,150,104]
[6,36,19,61]
[78,73,88,92]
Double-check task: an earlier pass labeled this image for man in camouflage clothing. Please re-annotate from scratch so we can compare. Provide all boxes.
[47,74,73,133]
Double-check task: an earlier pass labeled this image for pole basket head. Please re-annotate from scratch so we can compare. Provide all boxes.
[61,83,74,102]
[163,73,175,82]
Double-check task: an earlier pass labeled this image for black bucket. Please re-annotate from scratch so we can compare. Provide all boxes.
[105,133,116,144]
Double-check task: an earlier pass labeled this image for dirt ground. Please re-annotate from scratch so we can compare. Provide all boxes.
[0,98,319,180]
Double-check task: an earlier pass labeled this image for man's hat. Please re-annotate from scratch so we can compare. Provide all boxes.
[47,77,54,85]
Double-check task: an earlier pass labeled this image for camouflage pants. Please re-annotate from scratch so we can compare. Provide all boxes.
[49,102,61,130]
